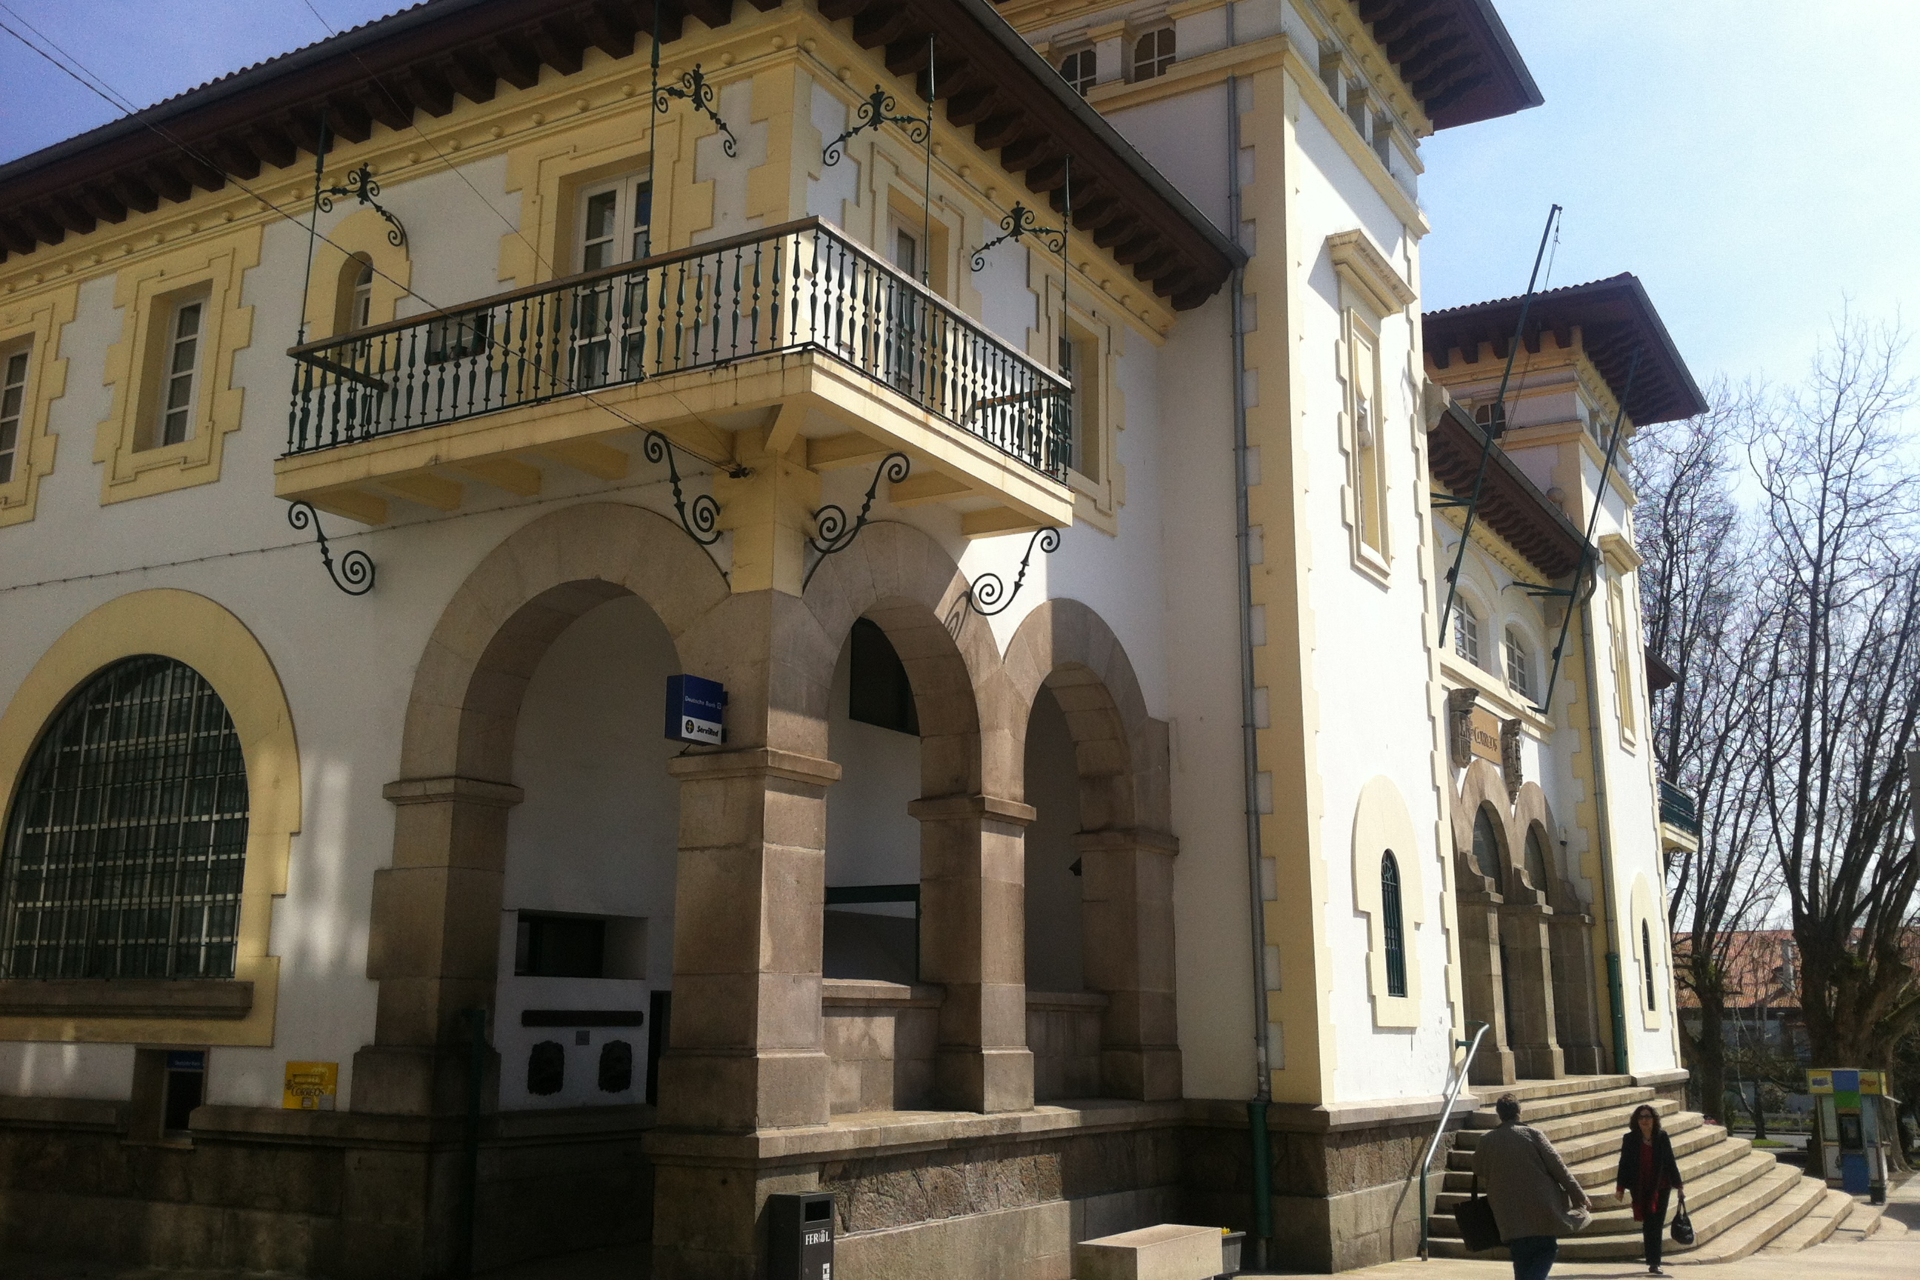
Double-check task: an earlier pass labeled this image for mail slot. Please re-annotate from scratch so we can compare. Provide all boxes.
[767,1191,835,1280]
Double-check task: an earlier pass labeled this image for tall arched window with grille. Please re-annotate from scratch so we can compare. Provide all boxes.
[0,656,248,979]
[1380,851,1407,998]
[1524,827,1552,894]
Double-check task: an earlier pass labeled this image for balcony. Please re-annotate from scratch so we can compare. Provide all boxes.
[1660,779,1701,841]
[278,218,1074,532]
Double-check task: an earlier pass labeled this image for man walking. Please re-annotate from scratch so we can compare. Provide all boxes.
[1473,1093,1594,1280]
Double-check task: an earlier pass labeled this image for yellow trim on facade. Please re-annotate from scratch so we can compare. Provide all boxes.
[92,226,261,504]
[302,207,412,339]
[0,282,77,528]
[0,589,299,1046]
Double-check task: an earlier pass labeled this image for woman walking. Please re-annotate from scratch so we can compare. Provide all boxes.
[1614,1104,1684,1276]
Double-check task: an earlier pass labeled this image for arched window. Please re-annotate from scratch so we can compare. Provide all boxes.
[1132,27,1175,80]
[349,261,373,331]
[1381,851,1407,998]
[1059,47,1096,96]
[1505,627,1532,699]
[1471,806,1503,892]
[0,656,248,979]
[1642,919,1658,1010]
[1453,605,1482,667]
[1524,828,1552,894]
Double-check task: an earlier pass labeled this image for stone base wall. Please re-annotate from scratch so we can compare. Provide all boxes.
[1,1091,1477,1277]
[0,1097,651,1279]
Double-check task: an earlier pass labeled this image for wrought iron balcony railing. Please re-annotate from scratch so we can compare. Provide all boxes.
[285,217,1072,479]
[1660,778,1701,837]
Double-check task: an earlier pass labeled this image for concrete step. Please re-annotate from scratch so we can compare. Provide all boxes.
[1761,1187,1858,1252]
[1464,1074,1636,1107]
[1442,1130,1752,1204]
[1435,1148,1780,1239]
[1679,1170,1829,1263]
[1452,1095,1680,1152]
[1429,1161,1820,1261]
[1831,1196,1891,1243]
[1447,1109,1708,1175]
[1462,1084,1657,1129]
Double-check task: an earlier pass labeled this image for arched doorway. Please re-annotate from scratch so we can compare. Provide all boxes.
[494,595,681,1110]
[1452,765,1516,1086]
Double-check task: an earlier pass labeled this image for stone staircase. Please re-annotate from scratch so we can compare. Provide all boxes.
[1428,1075,1849,1262]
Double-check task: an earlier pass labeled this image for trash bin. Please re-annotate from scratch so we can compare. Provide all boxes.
[768,1191,835,1280]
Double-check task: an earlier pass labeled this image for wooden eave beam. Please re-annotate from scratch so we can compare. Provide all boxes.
[680,0,736,30]
[886,35,938,78]
[999,133,1053,170]
[405,67,458,117]
[974,112,1024,150]
[531,19,588,77]
[445,52,499,105]
[853,5,916,49]
[0,219,35,255]
[361,82,416,131]
[325,94,376,143]
[1424,72,1492,118]
[48,197,97,236]
[579,4,638,60]
[1411,54,1478,99]
[945,87,1000,127]
[207,138,263,181]
[76,184,128,225]
[145,162,194,204]
[108,174,160,214]
[489,37,543,89]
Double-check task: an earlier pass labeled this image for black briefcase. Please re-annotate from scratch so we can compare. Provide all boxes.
[1455,1170,1503,1252]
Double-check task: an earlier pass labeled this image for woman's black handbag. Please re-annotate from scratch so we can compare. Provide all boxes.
[1670,1191,1694,1246]
[1455,1170,1503,1252]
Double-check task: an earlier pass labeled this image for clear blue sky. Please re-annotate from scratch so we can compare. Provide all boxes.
[3,1,1914,391]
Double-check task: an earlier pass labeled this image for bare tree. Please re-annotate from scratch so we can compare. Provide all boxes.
[1752,312,1920,1069]
[1639,393,1777,1120]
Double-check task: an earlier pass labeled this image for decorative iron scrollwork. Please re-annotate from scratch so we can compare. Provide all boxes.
[823,84,931,166]
[804,452,910,587]
[657,66,739,157]
[971,201,1066,272]
[642,430,724,546]
[965,527,1061,616]
[287,500,376,595]
[316,164,407,247]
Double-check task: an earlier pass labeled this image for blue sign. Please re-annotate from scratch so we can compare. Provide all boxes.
[665,674,727,745]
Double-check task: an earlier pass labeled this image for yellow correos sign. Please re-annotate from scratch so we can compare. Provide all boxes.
[283,1061,339,1111]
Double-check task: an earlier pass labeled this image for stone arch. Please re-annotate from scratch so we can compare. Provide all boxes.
[801,521,1025,1110]
[1512,783,1606,1074]
[993,599,1178,1101]
[1510,782,1571,910]
[1452,759,1513,893]
[0,589,297,1050]
[361,503,731,1117]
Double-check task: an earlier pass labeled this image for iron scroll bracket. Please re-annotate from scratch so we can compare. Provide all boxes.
[287,500,376,595]
[316,164,407,247]
[642,430,725,547]
[970,201,1066,271]
[965,527,1061,616]
[803,453,910,588]
[823,84,931,166]
[657,66,739,158]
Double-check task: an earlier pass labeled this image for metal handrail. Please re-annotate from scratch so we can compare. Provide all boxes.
[284,217,1073,479]
[1417,1020,1489,1260]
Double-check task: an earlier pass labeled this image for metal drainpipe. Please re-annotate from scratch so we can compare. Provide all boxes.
[1224,18,1276,1257]
[1578,594,1630,1074]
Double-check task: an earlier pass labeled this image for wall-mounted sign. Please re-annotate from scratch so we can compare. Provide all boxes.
[665,674,727,745]
[283,1061,338,1111]
[1469,707,1503,765]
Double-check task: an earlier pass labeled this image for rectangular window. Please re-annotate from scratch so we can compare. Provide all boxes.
[1349,322,1386,554]
[158,300,204,447]
[1059,328,1100,481]
[1132,27,1174,80]
[1059,47,1096,96]
[1372,113,1394,166]
[0,346,28,484]
[1318,45,1342,101]
[892,225,919,279]
[1609,575,1637,738]
[1454,608,1481,667]
[577,174,652,272]
[1346,80,1368,133]
[516,913,607,979]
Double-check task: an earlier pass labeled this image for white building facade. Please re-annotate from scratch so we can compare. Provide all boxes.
[0,1,1695,1276]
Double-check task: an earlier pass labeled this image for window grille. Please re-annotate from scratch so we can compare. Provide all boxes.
[1059,48,1096,96]
[1471,806,1503,892]
[0,346,27,484]
[0,656,248,980]
[1380,851,1407,997]
[1132,28,1175,80]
